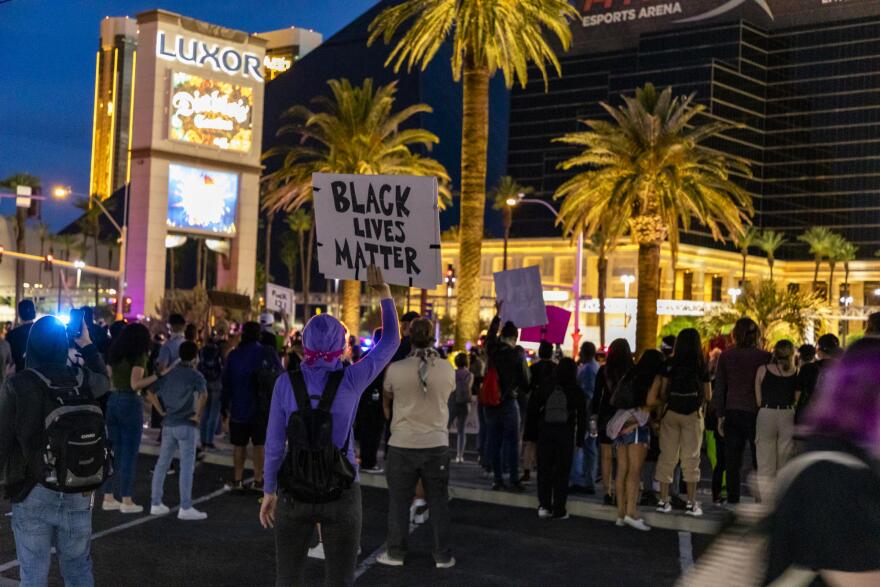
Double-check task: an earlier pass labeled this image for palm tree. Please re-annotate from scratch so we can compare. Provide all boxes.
[798,226,834,295]
[554,84,752,354]
[279,232,299,292]
[585,217,628,348]
[262,78,450,334]
[735,226,759,285]
[369,0,578,348]
[285,209,313,320]
[489,176,533,272]
[840,241,858,298]
[262,210,275,285]
[825,232,849,304]
[757,229,786,281]
[0,173,41,312]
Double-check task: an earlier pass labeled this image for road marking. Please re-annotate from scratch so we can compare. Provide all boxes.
[0,480,249,575]
[678,531,694,572]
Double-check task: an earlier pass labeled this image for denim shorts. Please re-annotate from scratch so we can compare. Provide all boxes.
[615,424,651,447]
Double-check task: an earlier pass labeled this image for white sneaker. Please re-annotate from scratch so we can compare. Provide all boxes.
[308,543,325,560]
[102,499,122,511]
[685,502,703,517]
[178,507,208,521]
[435,557,456,569]
[119,503,144,514]
[538,507,553,519]
[624,516,651,531]
[413,507,430,525]
[615,517,625,527]
[656,501,672,514]
[150,504,170,516]
[376,551,404,567]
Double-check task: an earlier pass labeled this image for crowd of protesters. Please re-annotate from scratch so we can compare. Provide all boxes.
[1,280,879,585]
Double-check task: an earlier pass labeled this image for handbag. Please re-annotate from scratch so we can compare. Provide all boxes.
[478,365,501,408]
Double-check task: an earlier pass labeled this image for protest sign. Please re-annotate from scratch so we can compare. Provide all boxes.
[266,283,295,315]
[520,305,572,345]
[312,173,442,289]
[493,266,548,329]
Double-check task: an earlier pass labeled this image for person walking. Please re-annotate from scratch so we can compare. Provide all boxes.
[714,318,771,505]
[147,341,209,520]
[223,322,282,493]
[522,341,555,482]
[198,331,225,449]
[259,265,399,586]
[6,299,36,373]
[571,341,599,494]
[608,349,665,530]
[0,315,110,586]
[485,302,530,491]
[157,313,186,370]
[765,338,880,585]
[102,322,170,513]
[754,339,798,497]
[593,338,635,505]
[525,358,586,520]
[795,333,839,425]
[451,352,473,463]
[655,329,710,517]
[378,317,456,569]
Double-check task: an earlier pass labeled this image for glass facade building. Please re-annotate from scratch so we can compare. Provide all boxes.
[509,5,880,259]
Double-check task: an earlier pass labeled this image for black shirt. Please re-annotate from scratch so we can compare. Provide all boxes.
[795,360,832,423]
[760,370,798,408]
[6,322,32,373]
[765,438,880,586]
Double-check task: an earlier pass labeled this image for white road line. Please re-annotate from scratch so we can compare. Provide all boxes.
[0,576,20,586]
[678,531,695,572]
[0,480,250,575]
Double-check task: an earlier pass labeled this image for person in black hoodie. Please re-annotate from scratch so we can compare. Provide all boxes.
[485,301,530,491]
[521,341,556,482]
[0,315,110,586]
[525,358,587,519]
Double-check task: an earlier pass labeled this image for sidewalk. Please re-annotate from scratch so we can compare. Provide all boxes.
[140,429,726,535]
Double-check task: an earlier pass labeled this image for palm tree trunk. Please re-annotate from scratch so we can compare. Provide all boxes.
[264,212,274,284]
[14,207,26,313]
[502,207,511,272]
[303,224,315,320]
[635,242,661,356]
[769,259,775,281]
[341,279,361,334]
[454,64,490,350]
[828,262,836,303]
[597,255,607,348]
[195,239,203,287]
[740,252,747,285]
[812,258,820,291]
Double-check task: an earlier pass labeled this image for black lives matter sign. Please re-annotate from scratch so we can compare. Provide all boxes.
[312,173,442,289]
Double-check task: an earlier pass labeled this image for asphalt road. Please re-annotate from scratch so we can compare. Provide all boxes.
[0,456,709,586]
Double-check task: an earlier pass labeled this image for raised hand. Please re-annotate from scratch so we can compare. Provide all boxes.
[367,264,392,300]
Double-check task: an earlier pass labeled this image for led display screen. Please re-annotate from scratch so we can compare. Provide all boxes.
[169,71,253,152]
[167,163,238,236]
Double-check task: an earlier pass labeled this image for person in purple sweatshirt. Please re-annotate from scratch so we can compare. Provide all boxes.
[259,265,399,586]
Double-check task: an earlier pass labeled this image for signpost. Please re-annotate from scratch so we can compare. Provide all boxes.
[266,283,295,315]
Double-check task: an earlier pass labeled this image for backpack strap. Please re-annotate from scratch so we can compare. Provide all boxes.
[317,368,347,412]
[288,370,311,413]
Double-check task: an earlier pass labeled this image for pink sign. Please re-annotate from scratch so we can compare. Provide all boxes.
[520,306,572,345]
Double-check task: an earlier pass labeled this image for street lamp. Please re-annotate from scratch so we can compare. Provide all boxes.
[840,295,854,346]
[509,194,585,357]
[620,274,635,298]
[501,194,522,271]
[728,287,742,304]
[444,264,456,317]
[52,187,129,319]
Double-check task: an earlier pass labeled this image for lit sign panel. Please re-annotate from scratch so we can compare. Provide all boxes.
[157,31,264,82]
[264,55,292,74]
[167,163,239,236]
[169,71,253,152]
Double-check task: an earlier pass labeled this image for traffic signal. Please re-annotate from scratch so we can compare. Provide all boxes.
[123,297,132,314]
[444,264,456,288]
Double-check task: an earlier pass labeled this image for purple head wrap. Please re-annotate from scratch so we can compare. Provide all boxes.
[302,314,347,370]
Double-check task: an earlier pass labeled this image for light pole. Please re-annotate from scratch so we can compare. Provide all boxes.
[508,195,585,356]
[620,274,635,299]
[728,287,742,305]
[840,295,854,346]
[53,186,128,319]
[502,196,518,271]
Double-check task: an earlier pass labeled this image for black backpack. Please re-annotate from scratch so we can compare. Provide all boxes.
[610,369,640,409]
[252,347,283,418]
[199,344,223,391]
[279,369,355,503]
[666,366,705,415]
[27,368,112,493]
[542,385,570,425]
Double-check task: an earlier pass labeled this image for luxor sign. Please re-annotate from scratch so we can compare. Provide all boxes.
[156,30,264,83]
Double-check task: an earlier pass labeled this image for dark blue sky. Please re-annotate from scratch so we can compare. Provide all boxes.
[0,0,378,228]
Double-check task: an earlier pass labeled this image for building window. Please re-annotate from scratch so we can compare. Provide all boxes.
[865,282,880,306]
[813,281,828,302]
[542,257,554,279]
[682,271,694,301]
[788,283,800,295]
[711,275,723,302]
[558,258,575,285]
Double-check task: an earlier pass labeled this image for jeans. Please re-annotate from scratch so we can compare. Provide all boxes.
[200,390,222,446]
[355,413,384,470]
[103,392,144,499]
[569,435,598,490]
[151,424,197,509]
[385,446,452,563]
[275,483,362,586]
[537,425,575,516]
[477,405,491,472]
[12,484,94,587]
[486,401,520,484]
[724,410,758,504]
[453,410,468,459]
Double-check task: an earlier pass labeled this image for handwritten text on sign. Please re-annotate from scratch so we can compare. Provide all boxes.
[312,173,441,290]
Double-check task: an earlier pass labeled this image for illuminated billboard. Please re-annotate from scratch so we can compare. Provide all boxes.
[167,163,238,236]
[169,71,253,152]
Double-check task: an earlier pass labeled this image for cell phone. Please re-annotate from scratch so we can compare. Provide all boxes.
[67,308,84,338]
